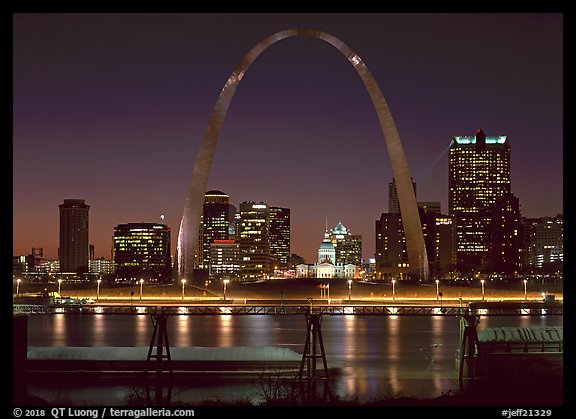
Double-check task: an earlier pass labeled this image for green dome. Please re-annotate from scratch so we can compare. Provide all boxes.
[332,222,348,235]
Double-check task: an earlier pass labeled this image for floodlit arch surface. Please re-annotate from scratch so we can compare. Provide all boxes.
[178,28,429,282]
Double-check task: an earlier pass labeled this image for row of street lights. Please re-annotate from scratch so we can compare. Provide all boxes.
[129,277,530,303]
[181,278,231,301]
[124,277,530,303]
[13,277,533,303]
[345,279,400,302]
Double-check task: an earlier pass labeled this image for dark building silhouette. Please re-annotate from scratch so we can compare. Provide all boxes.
[59,199,90,274]
[289,253,306,270]
[375,213,408,280]
[388,178,416,214]
[489,193,523,276]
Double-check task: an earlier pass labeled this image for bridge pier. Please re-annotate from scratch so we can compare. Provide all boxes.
[458,313,482,388]
[145,311,173,375]
[298,313,329,380]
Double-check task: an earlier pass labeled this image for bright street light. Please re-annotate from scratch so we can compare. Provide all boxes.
[481,279,485,301]
[392,279,396,301]
[181,279,186,300]
[223,279,230,301]
[16,279,21,296]
[435,279,440,301]
[348,279,352,302]
[140,278,144,301]
[523,279,528,301]
[58,279,62,295]
[97,279,102,302]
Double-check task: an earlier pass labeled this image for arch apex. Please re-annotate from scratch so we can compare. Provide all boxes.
[178,29,429,282]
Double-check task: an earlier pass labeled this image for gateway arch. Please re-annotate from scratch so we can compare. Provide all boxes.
[178,28,429,282]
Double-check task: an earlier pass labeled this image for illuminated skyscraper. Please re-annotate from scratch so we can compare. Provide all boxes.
[238,202,270,279]
[449,129,511,273]
[197,190,236,271]
[329,222,362,267]
[59,199,90,274]
[113,223,172,283]
[269,206,290,270]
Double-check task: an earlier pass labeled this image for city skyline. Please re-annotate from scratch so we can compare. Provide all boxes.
[13,13,563,263]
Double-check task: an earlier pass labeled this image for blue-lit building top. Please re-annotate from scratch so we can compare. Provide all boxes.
[453,135,507,145]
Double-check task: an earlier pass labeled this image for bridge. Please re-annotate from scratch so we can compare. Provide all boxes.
[13,300,563,384]
[12,301,564,316]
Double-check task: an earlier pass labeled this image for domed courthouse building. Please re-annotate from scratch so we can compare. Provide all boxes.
[296,222,361,279]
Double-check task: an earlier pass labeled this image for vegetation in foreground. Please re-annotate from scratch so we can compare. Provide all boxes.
[18,357,562,407]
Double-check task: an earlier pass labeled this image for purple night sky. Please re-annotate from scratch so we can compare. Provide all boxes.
[12,13,563,263]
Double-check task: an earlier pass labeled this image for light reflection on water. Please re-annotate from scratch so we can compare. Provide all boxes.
[26,314,562,405]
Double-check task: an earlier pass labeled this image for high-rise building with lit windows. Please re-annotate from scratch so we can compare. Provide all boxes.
[329,222,362,267]
[522,215,563,269]
[197,190,236,271]
[59,199,90,274]
[210,240,240,279]
[113,223,172,283]
[375,213,408,280]
[449,129,511,273]
[269,207,290,270]
[238,202,271,279]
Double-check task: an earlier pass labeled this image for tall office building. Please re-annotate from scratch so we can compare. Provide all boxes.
[329,222,362,267]
[418,203,441,277]
[238,201,271,279]
[449,129,511,273]
[489,193,523,275]
[113,223,172,283]
[377,179,452,279]
[388,178,416,213]
[434,216,457,279]
[375,213,408,280]
[269,206,290,270]
[375,179,418,280]
[59,199,90,274]
[197,190,236,271]
[522,215,563,269]
[210,240,240,279]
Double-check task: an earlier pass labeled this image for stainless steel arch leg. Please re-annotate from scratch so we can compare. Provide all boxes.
[179,28,429,282]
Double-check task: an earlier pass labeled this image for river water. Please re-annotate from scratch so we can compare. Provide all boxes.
[25,313,562,405]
